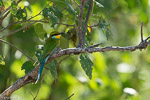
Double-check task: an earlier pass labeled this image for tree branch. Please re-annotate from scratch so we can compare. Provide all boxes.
[82,0,93,48]
[0,34,150,99]
[77,0,86,48]
[141,21,144,42]
[1,22,36,38]
[0,38,35,62]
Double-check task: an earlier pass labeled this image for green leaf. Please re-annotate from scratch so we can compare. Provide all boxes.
[48,12,57,27]
[10,1,17,15]
[94,0,104,8]
[43,7,58,27]
[47,60,58,79]
[21,61,34,74]
[15,8,27,20]
[11,1,17,8]
[34,23,46,39]
[43,8,49,17]
[0,0,4,6]
[53,0,66,9]
[50,7,63,19]
[66,0,76,15]
[79,54,93,79]
[0,55,5,65]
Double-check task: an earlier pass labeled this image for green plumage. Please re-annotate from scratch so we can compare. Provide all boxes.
[40,38,59,62]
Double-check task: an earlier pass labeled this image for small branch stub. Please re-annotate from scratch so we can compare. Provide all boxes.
[141,22,144,42]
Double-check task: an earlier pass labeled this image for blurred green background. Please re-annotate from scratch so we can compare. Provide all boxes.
[1,0,150,100]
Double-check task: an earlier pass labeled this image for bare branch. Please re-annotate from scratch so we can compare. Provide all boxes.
[89,23,99,27]
[56,23,75,27]
[1,22,36,38]
[65,93,74,100]
[141,22,144,42]
[0,35,150,99]
[0,20,47,32]
[0,38,35,62]
[77,0,86,48]
[73,0,80,7]
[82,0,93,48]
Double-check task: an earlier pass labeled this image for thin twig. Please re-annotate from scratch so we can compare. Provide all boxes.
[1,22,36,38]
[57,23,75,27]
[28,1,52,20]
[73,0,80,7]
[0,38,35,62]
[29,91,34,98]
[82,0,93,48]
[0,20,48,32]
[33,74,45,100]
[87,43,103,48]
[65,93,74,100]
[141,22,144,42]
[89,23,99,27]
[44,56,69,70]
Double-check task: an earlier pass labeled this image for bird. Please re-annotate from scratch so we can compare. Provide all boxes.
[35,32,63,84]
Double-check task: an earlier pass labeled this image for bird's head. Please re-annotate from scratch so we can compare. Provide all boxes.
[50,31,64,40]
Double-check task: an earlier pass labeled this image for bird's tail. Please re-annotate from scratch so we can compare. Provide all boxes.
[35,58,47,84]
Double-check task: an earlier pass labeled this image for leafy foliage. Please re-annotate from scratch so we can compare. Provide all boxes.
[21,61,34,74]
[0,0,3,6]
[80,54,93,79]
[66,0,76,15]
[98,17,111,40]
[43,6,63,27]
[47,60,58,79]
[0,55,5,65]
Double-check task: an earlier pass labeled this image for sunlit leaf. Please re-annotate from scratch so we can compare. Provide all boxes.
[21,61,34,74]
[10,1,17,15]
[11,1,17,8]
[94,1,104,8]
[0,55,5,65]
[47,60,58,79]
[80,54,93,79]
